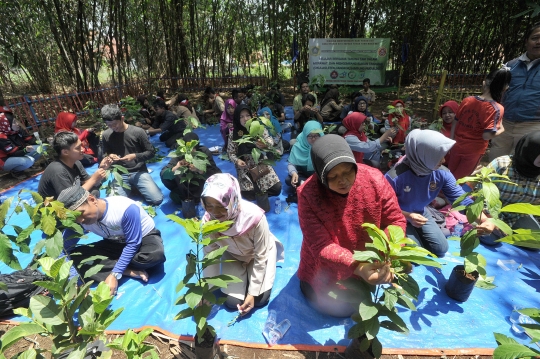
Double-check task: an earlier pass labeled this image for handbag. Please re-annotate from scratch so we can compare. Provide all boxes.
[248,164,271,182]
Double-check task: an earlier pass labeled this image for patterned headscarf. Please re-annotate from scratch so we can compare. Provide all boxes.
[201,173,264,236]
[0,112,17,136]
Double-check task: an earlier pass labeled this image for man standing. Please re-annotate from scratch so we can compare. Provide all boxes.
[101,104,163,205]
[57,185,166,295]
[489,22,540,160]
[38,131,108,199]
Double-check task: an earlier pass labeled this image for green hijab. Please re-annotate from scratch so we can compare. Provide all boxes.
[289,121,324,172]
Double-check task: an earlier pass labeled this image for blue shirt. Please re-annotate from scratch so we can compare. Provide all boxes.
[385,162,472,214]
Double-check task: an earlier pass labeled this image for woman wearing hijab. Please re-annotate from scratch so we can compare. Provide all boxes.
[257,106,289,155]
[385,129,494,256]
[0,109,41,179]
[388,99,410,144]
[480,131,540,244]
[319,89,343,123]
[228,104,282,202]
[55,112,99,167]
[297,135,406,317]
[201,173,284,315]
[342,112,396,165]
[220,99,237,151]
[287,121,323,187]
[160,132,221,204]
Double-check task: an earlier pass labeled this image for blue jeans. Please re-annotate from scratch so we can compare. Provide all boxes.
[112,171,163,206]
[1,149,41,171]
[406,209,449,257]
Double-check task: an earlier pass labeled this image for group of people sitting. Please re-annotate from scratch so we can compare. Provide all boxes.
[2,23,539,322]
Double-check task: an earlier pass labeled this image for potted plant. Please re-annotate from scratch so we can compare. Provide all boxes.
[342,224,441,358]
[164,138,211,218]
[166,215,242,359]
[0,190,132,358]
[234,116,281,212]
[493,307,540,359]
[444,167,514,301]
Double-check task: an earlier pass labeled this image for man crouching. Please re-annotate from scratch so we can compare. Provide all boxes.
[57,185,166,295]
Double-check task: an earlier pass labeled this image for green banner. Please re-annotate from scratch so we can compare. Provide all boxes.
[308,38,391,86]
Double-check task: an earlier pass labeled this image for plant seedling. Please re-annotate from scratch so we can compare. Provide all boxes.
[341,224,441,358]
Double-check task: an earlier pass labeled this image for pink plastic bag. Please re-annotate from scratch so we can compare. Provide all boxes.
[439,204,473,233]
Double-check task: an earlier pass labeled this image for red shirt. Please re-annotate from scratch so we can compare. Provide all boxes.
[389,113,410,144]
[453,96,503,155]
[296,164,407,297]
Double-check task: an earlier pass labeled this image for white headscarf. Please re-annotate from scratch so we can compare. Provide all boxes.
[403,129,455,176]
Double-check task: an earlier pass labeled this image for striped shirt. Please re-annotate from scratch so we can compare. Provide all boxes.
[488,156,540,227]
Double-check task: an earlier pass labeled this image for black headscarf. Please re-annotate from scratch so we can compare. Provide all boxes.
[232,104,256,157]
[353,96,374,117]
[310,134,357,188]
[513,131,540,178]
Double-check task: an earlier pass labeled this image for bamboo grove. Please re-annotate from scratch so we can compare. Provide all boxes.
[0,0,538,95]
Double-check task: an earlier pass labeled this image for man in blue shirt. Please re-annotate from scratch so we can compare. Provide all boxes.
[57,185,166,295]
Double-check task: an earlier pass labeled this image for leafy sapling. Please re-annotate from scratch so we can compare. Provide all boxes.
[342,224,441,358]
[101,164,130,196]
[450,167,515,288]
[166,216,242,343]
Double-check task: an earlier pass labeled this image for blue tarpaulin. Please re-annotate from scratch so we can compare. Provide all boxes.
[1,107,539,353]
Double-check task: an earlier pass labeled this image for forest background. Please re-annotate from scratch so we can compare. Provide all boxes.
[0,0,539,98]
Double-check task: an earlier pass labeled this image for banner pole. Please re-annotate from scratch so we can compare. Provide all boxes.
[397,64,404,98]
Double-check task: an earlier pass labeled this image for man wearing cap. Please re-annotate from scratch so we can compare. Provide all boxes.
[58,185,166,295]
[100,104,163,206]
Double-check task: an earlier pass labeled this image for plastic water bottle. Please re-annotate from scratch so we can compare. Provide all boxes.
[274,198,281,214]
[266,319,291,346]
[510,306,536,333]
[453,221,464,237]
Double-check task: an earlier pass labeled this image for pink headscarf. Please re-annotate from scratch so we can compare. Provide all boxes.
[220,99,237,129]
[201,173,264,237]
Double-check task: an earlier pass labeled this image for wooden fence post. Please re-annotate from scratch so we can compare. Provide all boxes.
[433,70,447,120]
[425,64,432,100]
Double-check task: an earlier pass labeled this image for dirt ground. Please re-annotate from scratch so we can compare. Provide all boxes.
[0,324,491,359]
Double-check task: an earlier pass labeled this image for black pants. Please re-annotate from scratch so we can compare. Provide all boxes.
[241,181,282,201]
[69,229,166,282]
[221,288,272,310]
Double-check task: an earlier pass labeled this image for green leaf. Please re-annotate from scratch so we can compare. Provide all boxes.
[397,295,417,311]
[92,282,114,314]
[44,230,63,258]
[396,255,441,268]
[466,199,484,225]
[0,233,22,270]
[84,264,105,279]
[359,301,378,321]
[185,286,204,309]
[501,203,540,216]
[488,218,513,236]
[0,323,45,351]
[518,308,540,323]
[205,245,229,261]
[194,305,211,331]
[68,281,93,318]
[396,274,420,300]
[464,253,486,275]
[494,332,520,345]
[29,191,43,205]
[352,250,382,263]
[0,281,8,291]
[497,234,540,249]
[41,214,56,236]
[362,223,388,253]
[460,229,479,257]
[475,276,497,289]
[371,337,382,358]
[493,344,540,359]
[29,295,65,325]
[348,323,366,339]
[364,317,380,340]
[520,323,540,343]
[16,224,35,243]
[0,196,14,225]
[387,225,405,243]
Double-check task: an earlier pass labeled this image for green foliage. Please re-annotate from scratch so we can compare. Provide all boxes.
[0,190,83,271]
[101,164,130,196]
[166,216,242,343]
[83,101,102,125]
[165,139,210,200]
[0,257,123,357]
[120,96,144,124]
[309,75,326,94]
[493,307,540,359]
[181,116,205,136]
[233,116,281,168]
[107,329,159,359]
[450,168,515,287]
[344,224,440,358]
[495,203,540,249]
